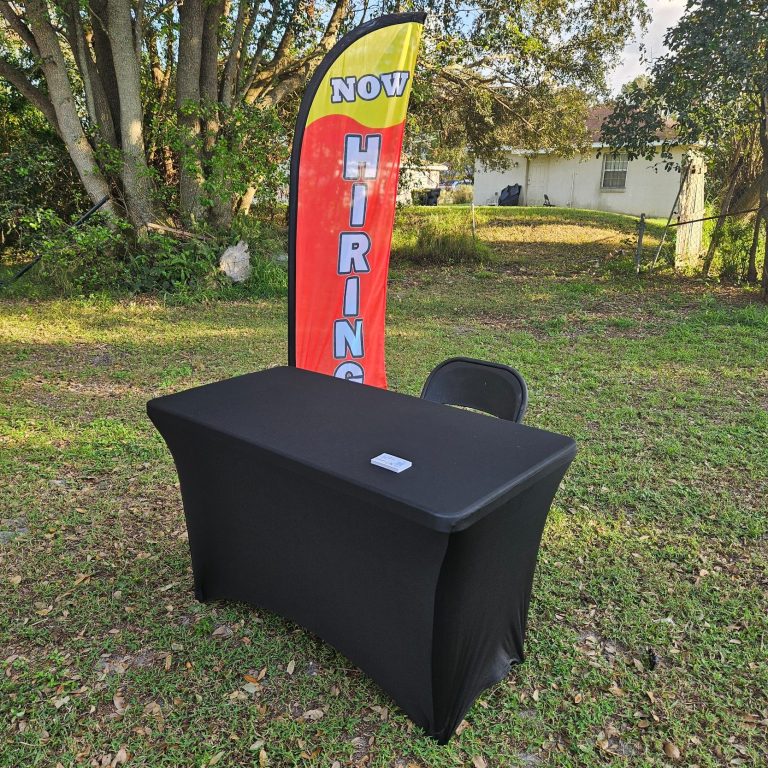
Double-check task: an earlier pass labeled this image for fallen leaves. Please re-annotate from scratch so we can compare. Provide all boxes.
[113,690,127,715]
[34,602,53,616]
[472,756,488,768]
[143,701,164,732]
[8,575,22,586]
[212,625,233,639]
[92,749,130,768]
[51,695,70,709]
[286,659,296,675]
[663,741,681,761]
[228,690,248,701]
[595,723,636,757]
[301,708,324,721]
[244,667,267,685]
[455,719,470,736]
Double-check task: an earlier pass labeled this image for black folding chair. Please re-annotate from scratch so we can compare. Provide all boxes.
[420,357,528,423]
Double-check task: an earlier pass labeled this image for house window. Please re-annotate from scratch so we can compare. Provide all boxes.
[601,153,628,189]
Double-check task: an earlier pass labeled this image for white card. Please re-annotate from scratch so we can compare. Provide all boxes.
[371,453,412,473]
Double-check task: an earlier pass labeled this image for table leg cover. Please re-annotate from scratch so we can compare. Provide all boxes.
[150,413,569,743]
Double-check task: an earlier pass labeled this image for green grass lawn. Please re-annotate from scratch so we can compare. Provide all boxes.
[1,208,767,767]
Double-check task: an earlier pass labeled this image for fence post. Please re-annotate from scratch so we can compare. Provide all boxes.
[635,213,646,274]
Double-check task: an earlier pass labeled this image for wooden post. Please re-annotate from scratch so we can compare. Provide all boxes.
[635,213,646,274]
[653,163,689,269]
[671,155,707,272]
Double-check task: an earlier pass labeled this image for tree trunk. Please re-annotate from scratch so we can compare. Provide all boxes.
[200,0,233,229]
[759,89,768,300]
[730,175,761,217]
[105,0,157,232]
[177,0,205,221]
[746,214,761,283]
[63,0,117,146]
[24,0,116,212]
[702,154,744,277]
[221,0,250,108]
[89,0,122,145]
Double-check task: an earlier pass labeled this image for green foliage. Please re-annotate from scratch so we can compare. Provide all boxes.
[228,214,288,298]
[154,100,289,218]
[602,0,768,167]
[410,188,437,205]
[391,208,490,265]
[442,185,473,205]
[129,234,222,294]
[8,209,288,299]
[0,83,85,246]
[406,0,648,168]
[711,217,765,283]
[203,104,289,214]
[22,210,132,295]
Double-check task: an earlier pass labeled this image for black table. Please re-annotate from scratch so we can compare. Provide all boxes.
[147,366,576,743]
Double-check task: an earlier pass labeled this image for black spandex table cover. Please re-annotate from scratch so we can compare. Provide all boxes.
[147,367,576,743]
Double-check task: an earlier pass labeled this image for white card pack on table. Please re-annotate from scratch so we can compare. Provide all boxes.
[371,453,412,473]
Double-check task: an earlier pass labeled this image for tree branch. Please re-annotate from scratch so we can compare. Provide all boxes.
[0,1,41,58]
[238,0,284,100]
[0,55,58,128]
[221,0,253,107]
[246,0,349,106]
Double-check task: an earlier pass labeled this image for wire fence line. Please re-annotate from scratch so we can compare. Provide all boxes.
[670,204,765,228]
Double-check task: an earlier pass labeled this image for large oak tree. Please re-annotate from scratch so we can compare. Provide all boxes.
[1,0,645,235]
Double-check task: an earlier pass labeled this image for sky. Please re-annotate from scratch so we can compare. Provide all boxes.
[607,0,687,94]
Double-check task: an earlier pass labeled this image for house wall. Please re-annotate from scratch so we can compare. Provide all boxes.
[474,148,691,219]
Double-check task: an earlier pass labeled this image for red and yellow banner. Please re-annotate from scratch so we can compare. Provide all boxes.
[288,13,425,388]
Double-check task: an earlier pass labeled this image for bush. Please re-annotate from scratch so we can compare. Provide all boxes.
[0,85,86,249]
[6,208,289,298]
[20,210,131,295]
[441,185,473,205]
[713,217,765,283]
[128,234,222,294]
[410,188,439,205]
[392,208,490,265]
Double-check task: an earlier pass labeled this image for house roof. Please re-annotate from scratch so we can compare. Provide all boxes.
[587,104,679,143]
[493,106,688,156]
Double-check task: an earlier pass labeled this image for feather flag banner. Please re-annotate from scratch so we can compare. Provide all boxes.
[288,12,426,388]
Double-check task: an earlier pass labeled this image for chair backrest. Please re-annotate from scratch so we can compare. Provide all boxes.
[420,357,528,422]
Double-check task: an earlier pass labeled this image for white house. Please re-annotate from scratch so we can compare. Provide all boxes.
[473,106,705,220]
[397,162,448,204]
